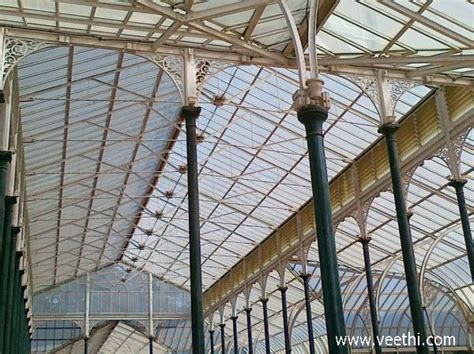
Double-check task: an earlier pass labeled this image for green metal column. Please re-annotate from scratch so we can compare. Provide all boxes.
[300,273,316,354]
[358,237,382,354]
[0,151,11,353]
[209,330,215,354]
[149,336,154,354]
[182,106,205,353]
[379,122,428,354]
[3,220,18,354]
[11,253,22,354]
[448,178,474,281]
[278,286,291,354]
[219,323,226,354]
[231,316,238,354]
[0,196,16,354]
[260,298,271,354]
[0,152,11,251]
[297,105,348,354]
[244,308,253,354]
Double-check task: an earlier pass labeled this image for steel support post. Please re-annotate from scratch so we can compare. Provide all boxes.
[231,316,238,353]
[278,286,291,353]
[149,337,154,354]
[0,196,16,353]
[300,273,316,354]
[0,151,11,259]
[244,308,253,354]
[3,226,18,354]
[0,153,11,351]
[260,298,271,354]
[182,106,205,354]
[379,122,428,354]
[448,178,474,281]
[20,287,27,354]
[219,323,226,354]
[209,330,215,354]
[84,336,89,354]
[358,237,382,354]
[11,261,22,354]
[297,105,347,354]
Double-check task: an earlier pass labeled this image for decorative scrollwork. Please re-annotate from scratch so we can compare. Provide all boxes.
[2,37,51,88]
[422,281,437,307]
[360,301,371,326]
[388,79,416,115]
[452,131,468,166]
[345,75,418,120]
[195,58,232,95]
[345,75,380,111]
[403,165,418,198]
[141,53,184,95]
[436,131,467,173]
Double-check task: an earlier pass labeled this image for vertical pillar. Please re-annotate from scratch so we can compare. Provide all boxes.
[148,273,155,352]
[84,336,89,354]
[149,336,154,354]
[231,316,238,353]
[297,104,347,354]
[300,273,315,354]
[278,286,291,353]
[11,260,22,354]
[448,178,474,280]
[1,196,17,353]
[0,151,11,351]
[379,122,428,354]
[244,308,253,354]
[182,106,205,353]
[84,272,90,354]
[209,330,215,354]
[0,151,11,256]
[358,237,382,354]
[11,235,22,354]
[219,323,226,354]
[260,298,271,354]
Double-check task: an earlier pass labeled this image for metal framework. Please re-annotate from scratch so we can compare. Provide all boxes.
[0,0,472,353]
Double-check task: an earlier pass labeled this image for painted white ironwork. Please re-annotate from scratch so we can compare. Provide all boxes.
[1,36,51,89]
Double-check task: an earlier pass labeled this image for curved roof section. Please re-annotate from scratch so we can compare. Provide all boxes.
[0,0,472,83]
[19,45,182,291]
[127,66,433,290]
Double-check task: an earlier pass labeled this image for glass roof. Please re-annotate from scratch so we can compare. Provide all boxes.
[0,0,472,82]
[2,1,472,352]
[19,46,182,291]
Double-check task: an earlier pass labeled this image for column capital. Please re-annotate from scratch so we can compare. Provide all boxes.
[357,236,372,244]
[230,315,238,321]
[12,226,22,234]
[299,272,312,281]
[278,285,288,292]
[218,323,226,328]
[0,150,12,162]
[448,177,468,189]
[209,329,215,334]
[378,121,400,135]
[244,307,252,314]
[296,104,328,125]
[181,105,201,120]
[259,297,269,304]
[5,195,18,205]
